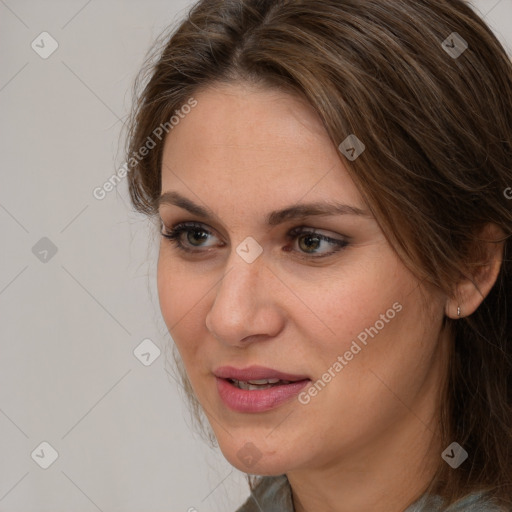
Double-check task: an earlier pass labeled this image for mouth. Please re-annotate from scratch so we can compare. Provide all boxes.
[214,365,310,382]
[228,378,296,390]
[213,365,311,413]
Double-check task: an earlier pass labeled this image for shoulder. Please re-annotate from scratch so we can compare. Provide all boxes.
[443,493,509,512]
[406,491,509,512]
[235,475,293,512]
[234,479,509,512]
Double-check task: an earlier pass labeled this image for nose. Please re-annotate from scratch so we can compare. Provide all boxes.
[205,251,285,346]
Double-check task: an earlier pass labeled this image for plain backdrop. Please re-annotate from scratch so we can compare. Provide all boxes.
[0,1,511,511]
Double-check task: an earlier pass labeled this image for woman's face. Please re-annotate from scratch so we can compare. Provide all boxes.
[157,83,449,476]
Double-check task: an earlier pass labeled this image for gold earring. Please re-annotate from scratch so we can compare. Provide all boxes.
[457,305,461,318]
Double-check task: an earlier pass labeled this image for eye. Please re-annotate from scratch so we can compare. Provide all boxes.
[286,226,348,259]
[160,221,349,259]
[160,221,222,253]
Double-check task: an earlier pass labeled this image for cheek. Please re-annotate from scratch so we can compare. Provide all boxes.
[307,251,440,393]
[315,274,444,411]
[157,253,181,329]
[310,255,406,347]
[157,251,203,352]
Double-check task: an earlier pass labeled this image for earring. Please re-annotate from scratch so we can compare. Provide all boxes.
[457,305,461,318]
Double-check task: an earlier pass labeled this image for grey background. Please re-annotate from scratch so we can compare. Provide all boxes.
[0,1,511,511]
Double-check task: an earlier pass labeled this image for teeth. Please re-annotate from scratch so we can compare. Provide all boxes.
[231,379,292,390]
[238,382,273,390]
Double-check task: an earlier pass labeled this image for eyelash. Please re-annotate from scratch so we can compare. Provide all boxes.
[160,221,349,259]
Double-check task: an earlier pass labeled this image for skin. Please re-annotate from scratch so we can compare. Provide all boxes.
[156,82,503,512]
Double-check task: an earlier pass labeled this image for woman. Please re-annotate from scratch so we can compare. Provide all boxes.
[125,0,512,510]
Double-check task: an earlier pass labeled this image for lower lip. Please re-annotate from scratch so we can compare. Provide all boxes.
[215,377,311,413]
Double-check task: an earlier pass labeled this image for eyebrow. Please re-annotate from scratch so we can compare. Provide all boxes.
[157,191,371,226]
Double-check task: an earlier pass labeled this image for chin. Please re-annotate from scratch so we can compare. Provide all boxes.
[217,439,295,475]
[231,457,291,476]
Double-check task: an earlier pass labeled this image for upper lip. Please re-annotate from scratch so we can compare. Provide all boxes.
[214,365,310,382]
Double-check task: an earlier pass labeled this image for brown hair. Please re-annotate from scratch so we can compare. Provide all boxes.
[125,0,512,506]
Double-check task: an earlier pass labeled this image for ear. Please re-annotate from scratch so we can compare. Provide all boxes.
[445,223,506,319]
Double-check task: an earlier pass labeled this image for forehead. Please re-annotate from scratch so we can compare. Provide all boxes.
[160,83,363,212]
[163,83,329,165]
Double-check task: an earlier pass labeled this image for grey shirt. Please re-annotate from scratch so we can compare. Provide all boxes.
[235,475,507,512]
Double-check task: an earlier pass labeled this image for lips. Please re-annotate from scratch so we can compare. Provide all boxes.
[213,365,310,382]
[214,365,311,413]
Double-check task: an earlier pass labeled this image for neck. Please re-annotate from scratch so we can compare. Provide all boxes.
[289,423,441,512]
[287,343,448,512]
